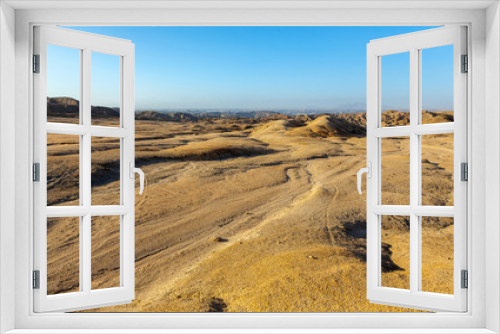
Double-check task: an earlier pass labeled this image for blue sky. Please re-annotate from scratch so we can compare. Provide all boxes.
[48,26,453,112]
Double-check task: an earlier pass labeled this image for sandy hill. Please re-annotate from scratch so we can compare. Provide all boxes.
[422,110,454,123]
[381,110,410,127]
[381,110,453,126]
[288,114,366,138]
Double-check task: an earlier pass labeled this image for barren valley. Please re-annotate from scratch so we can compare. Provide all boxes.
[46,98,455,312]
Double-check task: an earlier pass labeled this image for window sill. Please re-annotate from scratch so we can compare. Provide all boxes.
[4,329,498,334]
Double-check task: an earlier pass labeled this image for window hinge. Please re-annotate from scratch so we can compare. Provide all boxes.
[32,270,40,289]
[461,162,468,182]
[33,163,40,182]
[461,270,468,289]
[461,54,468,73]
[33,54,40,73]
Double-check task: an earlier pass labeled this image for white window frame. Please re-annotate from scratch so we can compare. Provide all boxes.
[1,1,499,333]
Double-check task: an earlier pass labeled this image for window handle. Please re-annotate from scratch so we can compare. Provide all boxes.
[129,162,145,195]
[357,162,372,195]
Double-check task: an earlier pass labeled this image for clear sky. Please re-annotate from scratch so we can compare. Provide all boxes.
[48,26,453,112]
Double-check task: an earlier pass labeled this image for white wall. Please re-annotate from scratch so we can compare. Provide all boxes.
[0,2,16,333]
[486,2,500,333]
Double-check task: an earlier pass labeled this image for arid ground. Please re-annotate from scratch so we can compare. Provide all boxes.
[46,98,455,312]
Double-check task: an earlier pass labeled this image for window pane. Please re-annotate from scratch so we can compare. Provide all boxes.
[421,217,454,294]
[91,215,121,290]
[381,137,410,205]
[421,45,454,124]
[91,52,121,127]
[47,134,80,206]
[47,217,80,295]
[380,215,410,290]
[421,133,454,206]
[47,44,80,124]
[91,137,121,206]
[381,52,410,127]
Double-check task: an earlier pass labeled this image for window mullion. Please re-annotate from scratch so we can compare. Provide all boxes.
[409,47,420,294]
[82,47,92,294]
[78,48,84,294]
[416,48,423,294]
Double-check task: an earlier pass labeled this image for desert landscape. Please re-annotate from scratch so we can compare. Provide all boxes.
[45,97,454,312]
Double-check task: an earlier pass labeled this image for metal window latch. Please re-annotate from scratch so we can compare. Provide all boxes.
[33,163,40,182]
[129,162,145,195]
[357,162,372,195]
[461,270,468,289]
[461,162,468,182]
[33,270,40,289]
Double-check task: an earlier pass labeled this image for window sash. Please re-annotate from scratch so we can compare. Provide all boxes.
[32,25,136,313]
[366,26,468,312]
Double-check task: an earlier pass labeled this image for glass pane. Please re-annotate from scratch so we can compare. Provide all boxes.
[381,137,410,205]
[421,45,454,124]
[381,215,410,290]
[421,133,454,206]
[91,137,121,206]
[91,52,121,127]
[381,52,410,127]
[91,215,121,290]
[421,217,454,294]
[47,217,80,295]
[47,44,81,124]
[47,134,80,206]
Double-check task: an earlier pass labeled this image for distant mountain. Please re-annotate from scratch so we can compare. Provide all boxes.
[135,111,198,122]
[136,110,282,121]
[138,108,346,115]
[48,98,285,122]
[47,97,120,119]
[47,97,452,133]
